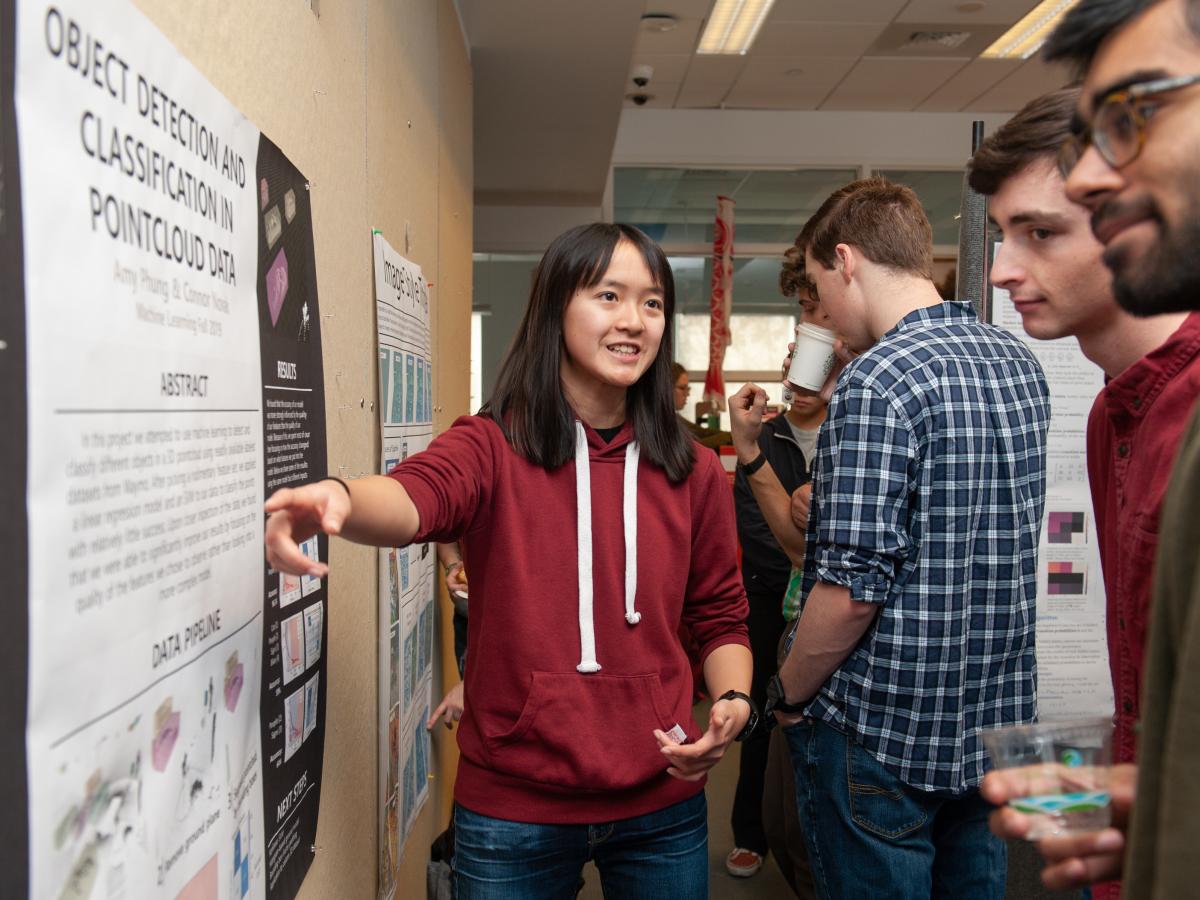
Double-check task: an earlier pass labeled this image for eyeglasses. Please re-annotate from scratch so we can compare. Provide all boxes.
[1058,73,1200,178]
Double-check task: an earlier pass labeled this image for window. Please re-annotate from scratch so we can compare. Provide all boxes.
[873,169,963,247]
[675,312,796,431]
[615,167,859,247]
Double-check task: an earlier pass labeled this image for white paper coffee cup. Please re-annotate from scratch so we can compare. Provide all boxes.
[785,323,836,392]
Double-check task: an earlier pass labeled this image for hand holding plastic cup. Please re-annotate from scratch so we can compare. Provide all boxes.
[784,323,837,394]
[981,717,1114,840]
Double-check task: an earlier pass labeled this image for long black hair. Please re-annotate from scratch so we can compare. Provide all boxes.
[482,223,695,483]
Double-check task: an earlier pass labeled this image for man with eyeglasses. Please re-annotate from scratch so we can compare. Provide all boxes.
[971,83,1200,900]
[981,2,1200,897]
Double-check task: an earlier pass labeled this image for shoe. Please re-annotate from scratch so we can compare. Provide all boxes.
[725,847,764,878]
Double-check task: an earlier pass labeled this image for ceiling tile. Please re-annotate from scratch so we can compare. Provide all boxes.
[640,0,715,18]
[634,17,703,54]
[896,0,1041,25]
[675,80,733,107]
[864,21,1007,57]
[769,0,908,24]
[821,57,970,109]
[629,53,693,84]
[915,57,1021,110]
[726,55,859,108]
[681,54,749,84]
[752,21,889,57]
[969,54,1072,111]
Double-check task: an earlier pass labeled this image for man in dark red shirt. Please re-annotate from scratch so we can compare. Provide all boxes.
[970,87,1200,886]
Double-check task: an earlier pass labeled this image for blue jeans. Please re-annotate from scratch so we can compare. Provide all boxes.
[453,792,708,899]
[785,719,1005,900]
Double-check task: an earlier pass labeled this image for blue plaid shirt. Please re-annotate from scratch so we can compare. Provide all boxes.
[792,301,1049,794]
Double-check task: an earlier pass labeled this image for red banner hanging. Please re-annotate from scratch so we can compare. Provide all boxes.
[703,195,735,412]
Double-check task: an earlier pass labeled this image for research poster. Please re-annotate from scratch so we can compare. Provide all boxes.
[992,282,1114,721]
[373,233,435,898]
[7,1,327,897]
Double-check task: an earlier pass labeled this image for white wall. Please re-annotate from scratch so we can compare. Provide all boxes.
[613,107,1012,170]
[474,204,604,254]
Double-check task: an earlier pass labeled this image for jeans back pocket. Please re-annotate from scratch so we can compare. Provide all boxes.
[845,737,929,840]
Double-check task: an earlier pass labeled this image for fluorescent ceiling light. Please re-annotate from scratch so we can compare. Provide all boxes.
[981,0,1079,59]
[697,0,775,55]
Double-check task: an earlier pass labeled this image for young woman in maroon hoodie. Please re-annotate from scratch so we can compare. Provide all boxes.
[265,223,753,898]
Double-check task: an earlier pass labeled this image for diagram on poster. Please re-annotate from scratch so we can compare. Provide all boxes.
[10,1,327,896]
[372,233,436,897]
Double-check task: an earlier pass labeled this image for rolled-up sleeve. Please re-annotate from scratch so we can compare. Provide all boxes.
[813,384,916,605]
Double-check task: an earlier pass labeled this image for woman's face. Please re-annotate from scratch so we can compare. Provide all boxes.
[673,372,689,411]
[560,240,666,405]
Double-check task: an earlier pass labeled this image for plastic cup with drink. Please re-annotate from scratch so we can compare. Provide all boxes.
[981,717,1114,840]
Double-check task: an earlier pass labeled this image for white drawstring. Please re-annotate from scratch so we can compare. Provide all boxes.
[573,422,641,674]
[623,441,641,625]
[574,422,600,673]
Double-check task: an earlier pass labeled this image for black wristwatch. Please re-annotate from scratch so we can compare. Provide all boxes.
[718,690,760,741]
[764,673,808,718]
[737,453,767,476]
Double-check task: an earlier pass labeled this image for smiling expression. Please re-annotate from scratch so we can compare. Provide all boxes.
[559,239,666,412]
[1064,0,1200,315]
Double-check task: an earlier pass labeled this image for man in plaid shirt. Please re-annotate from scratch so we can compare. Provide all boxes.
[762,178,1050,899]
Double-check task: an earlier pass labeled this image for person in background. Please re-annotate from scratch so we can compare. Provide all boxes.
[425,542,469,732]
[983,3,1200,896]
[266,223,753,899]
[436,541,470,675]
[672,362,732,449]
[722,244,828,896]
[765,177,1049,900]
[969,84,1199,900]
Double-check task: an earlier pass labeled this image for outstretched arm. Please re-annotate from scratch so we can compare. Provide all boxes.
[265,475,420,576]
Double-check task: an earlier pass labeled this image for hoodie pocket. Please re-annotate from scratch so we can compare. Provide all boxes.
[485,671,680,792]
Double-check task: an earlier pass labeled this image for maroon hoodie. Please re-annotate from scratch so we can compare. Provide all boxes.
[391,414,749,823]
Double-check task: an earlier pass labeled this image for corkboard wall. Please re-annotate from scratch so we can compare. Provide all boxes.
[131,1,472,896]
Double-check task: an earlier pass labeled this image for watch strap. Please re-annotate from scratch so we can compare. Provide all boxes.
[718,689,760,741]
[767,674,808,715]
[738,453,767,476]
